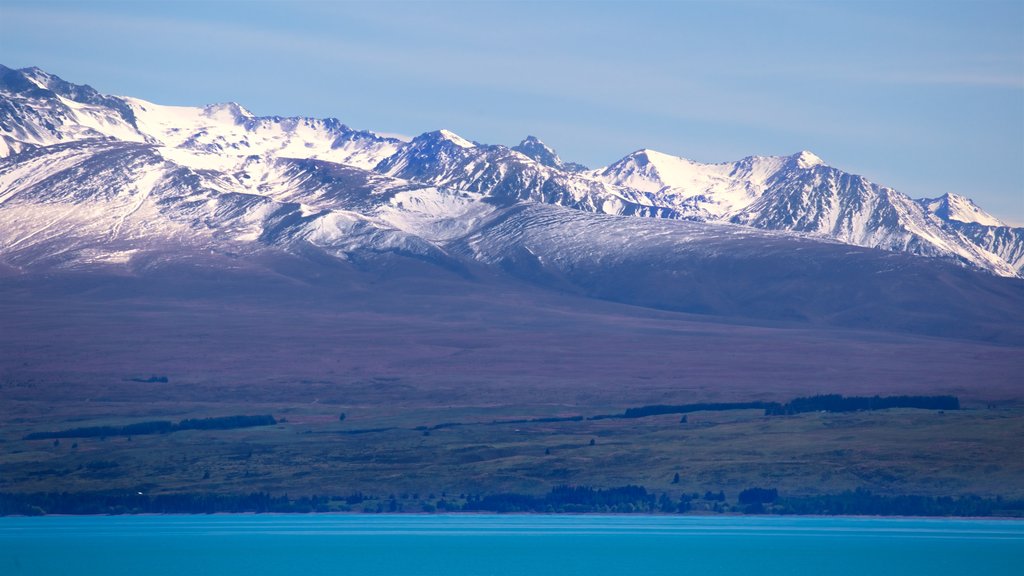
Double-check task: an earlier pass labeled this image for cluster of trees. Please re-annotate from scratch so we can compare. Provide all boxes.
[590,402,777,420]
[738,487,778,505]
[128,375,168,383]
[175,415,277,432]
[738,487,779,513]
[775,489,1023,517]
[589,395,961,422]
[23,415,277,440]
[463,485,657,513]
[765,395,960,415]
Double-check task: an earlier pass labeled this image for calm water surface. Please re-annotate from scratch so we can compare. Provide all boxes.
[1,514,1022,575]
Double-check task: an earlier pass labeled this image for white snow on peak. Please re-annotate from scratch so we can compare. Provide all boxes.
[793,150,825,169]
[125,97,231,147]
[637,149,725,188]
[592,149,784,219]
[590,148,837,222]
[121,96,400,171]
[202,102,254,123]
[923,193,1006,227]
[438,129,475,149]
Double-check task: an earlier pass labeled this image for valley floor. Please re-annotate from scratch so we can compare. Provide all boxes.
[3,399,1024,515]
[2,271,1022,513]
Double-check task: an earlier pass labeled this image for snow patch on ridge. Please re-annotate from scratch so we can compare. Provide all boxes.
[437,129,475,149]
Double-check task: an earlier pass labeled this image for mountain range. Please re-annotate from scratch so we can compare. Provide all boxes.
[1,64,1023,343]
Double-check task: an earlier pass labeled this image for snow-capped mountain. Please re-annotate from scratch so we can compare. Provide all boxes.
[920,193,1024,273]
[1,63,1022,287]
[726,162,1019,277]
[0,64,402,170]
[0,65,142,156]
[512,135,587,172]
[587,148,1021,277]
[591,149,809,220]
[0,139,449,271]
[919,192,1005,227]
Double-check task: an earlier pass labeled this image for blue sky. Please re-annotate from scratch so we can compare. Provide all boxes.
[2,0,1022,223]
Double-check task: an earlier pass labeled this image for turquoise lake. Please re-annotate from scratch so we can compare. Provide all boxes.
[2,515,1022,575]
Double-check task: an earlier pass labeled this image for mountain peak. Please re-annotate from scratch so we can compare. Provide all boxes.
[0,64,138,128]
[431,128,475,148]
[792,150,825,169]
[203,101,254,122]
[407,129,476,149]
[16,66,55,90]
[0,65,65,95]
[921,192,1005,227]
[612,148,672,167]
[637,148,675,161]
[513,135,561,167]
[511,135,588,171]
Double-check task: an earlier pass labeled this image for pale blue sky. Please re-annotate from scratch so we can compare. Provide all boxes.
[2,0,1022,223]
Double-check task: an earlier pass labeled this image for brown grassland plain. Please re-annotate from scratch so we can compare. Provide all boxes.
[2,271,1022,510]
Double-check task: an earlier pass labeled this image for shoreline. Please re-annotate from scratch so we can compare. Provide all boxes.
[5,511,1024,522]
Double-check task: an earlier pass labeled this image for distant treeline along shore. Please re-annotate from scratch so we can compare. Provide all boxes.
[2,485,1021,517]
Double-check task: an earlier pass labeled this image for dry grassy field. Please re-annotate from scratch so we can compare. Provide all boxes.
[2,270,1022,508]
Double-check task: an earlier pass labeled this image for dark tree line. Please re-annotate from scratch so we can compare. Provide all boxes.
[128,376,168,383]
[463,485,656,513]
[305,393,965,438]
[0,491,327,516]
[775,489,1023,517]
[23,415,277,440]
[591,402,780,420]
[3,485,1022,517]
[765,395,960,415]
[589,395,960,421]
[738,487,778,505]
[175,415,277,432]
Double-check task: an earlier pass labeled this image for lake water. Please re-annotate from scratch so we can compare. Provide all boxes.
[1,514,1022,575]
